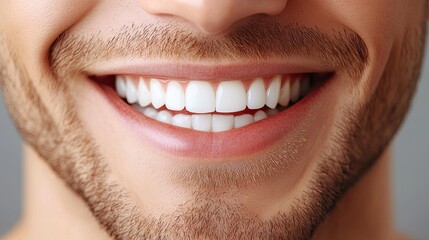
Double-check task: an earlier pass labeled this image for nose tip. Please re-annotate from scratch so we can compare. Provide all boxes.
[140,0,287,34]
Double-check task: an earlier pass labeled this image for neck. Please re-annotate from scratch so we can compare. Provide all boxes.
[16,144,111,239]
[8,144,394,240]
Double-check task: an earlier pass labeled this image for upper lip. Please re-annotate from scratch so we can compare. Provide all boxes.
[84,58,335,80]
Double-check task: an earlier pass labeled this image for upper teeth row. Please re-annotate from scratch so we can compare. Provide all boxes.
[115,75,310,114]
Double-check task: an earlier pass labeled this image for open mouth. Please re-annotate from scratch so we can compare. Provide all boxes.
[93,72,332,133]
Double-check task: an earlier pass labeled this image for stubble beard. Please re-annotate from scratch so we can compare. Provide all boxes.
[0,19,426,240]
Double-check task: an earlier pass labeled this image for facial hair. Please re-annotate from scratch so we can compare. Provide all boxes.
[0,16,426,240]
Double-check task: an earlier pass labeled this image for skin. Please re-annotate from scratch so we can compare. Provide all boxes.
[0,0,427,239]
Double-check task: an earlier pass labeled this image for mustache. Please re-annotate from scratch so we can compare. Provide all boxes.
[50,20,368,79]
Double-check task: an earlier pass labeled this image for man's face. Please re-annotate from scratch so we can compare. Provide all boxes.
[0,0,426,239]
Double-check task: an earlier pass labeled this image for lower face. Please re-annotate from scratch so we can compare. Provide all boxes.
[0,0,426,239]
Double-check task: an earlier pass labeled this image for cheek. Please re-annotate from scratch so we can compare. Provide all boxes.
[275,0,415,102]
[318,0,422,111]
[0,0,97,76]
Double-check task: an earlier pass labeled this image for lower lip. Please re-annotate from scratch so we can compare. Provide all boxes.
[90,78,327,159]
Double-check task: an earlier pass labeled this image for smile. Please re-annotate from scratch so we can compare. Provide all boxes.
[89,62,335,158]
[112,73,329,132]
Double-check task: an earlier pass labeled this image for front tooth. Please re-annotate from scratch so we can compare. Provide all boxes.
[212,115,234,132]
[216,80,247,113]
[279,80,291,107]
[300,77,310,97]
[247,78,266,109]
[266,75,281,109]
[234,114,254,128]
[192,114,212,132]
[254,110,268,122]
[150,79,166,109]
[186,81,215,113]
[137,78,151,107]
[156,110,173,124]
[290,80,300,102]
[115,76,127,98]
[126,77,138,104]
[142,107,158,119]
[172,114,192,129]
[165,81,185,111]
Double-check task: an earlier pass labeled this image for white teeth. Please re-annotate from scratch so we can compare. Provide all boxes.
[172,114,192,129]
[254,110,268,122]
[212,115,234,132]
[156,110,173,124]
[290,80,300,102]
[300,77,310,97]
[192,114,212,132]
[186,81,216,113]
[234,114,254,128]
[165,81,185,111]
[266,75,281,109]
[137,78,151,107]
[247,78,266,109]
[150,79,166,109]
[117,75,311,112]
[279,80,291,107]
[117,73,316,131]
[216,80,247,113]
[115,76,127,98]
[126,78,138,104]
[135,106,284,132]
[142,107,157,119]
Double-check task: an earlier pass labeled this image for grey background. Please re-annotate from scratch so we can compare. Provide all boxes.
[1,39,429,239]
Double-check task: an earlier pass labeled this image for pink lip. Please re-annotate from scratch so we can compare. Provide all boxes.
[85,60,333,80]
[88,74,327,159]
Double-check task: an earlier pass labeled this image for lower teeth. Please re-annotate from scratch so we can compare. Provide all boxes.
[132,104,284,132]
